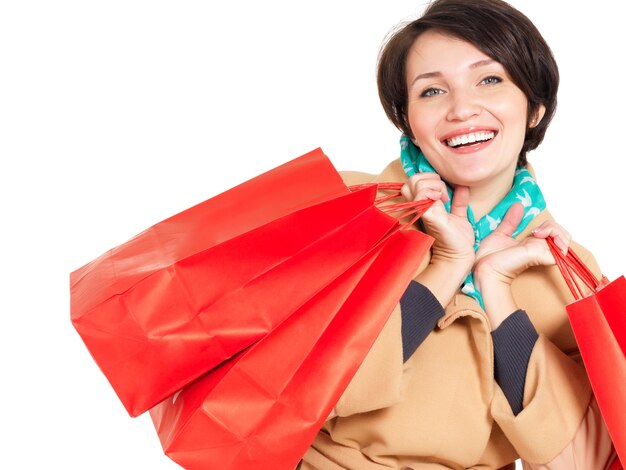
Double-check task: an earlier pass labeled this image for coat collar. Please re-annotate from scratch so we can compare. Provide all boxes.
[438,208,554,329]
[371,157,552,329]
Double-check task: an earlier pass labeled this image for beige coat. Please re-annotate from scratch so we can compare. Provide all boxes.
[301,159,616,470]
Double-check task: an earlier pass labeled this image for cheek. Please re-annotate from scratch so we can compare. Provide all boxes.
[407,106,438,145]
[491,93,529,132]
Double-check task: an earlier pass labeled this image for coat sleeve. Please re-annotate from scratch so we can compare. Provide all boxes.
[491,249,617,466]
[332,304,408,417]
[520,397,617,470]
[329,168,425,418]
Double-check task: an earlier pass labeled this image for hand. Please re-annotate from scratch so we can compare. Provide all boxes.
[474,202,524,265]
[402,174,475,308]
[473,204,571,329]
[401,173,475,272]
[474,205,571,286]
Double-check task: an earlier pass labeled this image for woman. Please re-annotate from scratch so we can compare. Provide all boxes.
[301,0,617,469]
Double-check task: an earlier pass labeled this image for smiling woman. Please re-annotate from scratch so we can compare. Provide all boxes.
[2,0,624,468]
[299,0,619,469]
[404,32,536,217]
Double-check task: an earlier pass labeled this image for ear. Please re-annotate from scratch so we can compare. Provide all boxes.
[529,104,546,128]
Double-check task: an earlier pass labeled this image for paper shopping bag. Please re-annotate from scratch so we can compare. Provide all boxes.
[547,237,625,466]
[150,228,432,470]
[72,148,347,317]
[71,184,397,417]
[70,149,407,417]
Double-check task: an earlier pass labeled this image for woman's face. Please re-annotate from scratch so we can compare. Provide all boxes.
[405,30,543,192]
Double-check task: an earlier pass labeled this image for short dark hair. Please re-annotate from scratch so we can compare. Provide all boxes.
[377,0,559,166]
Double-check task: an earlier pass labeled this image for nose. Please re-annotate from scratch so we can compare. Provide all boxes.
[446,90,481,122]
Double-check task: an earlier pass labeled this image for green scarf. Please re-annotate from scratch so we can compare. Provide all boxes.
[399,135,546,308]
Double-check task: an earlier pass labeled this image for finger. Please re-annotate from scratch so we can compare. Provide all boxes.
[532,222,571,254]
[450,185,470,218]
[407,172,441,187]
[554,236,569,255]
[493,203,524,237]
[412,174,449,203]
[532,222,571,241]
[424,189,446,201]
[406,178,448,202]
[403,174,441,201]
[401,184,413,201]
[522,237,559,265]
[419,180,448,202]
[439,185,450,203]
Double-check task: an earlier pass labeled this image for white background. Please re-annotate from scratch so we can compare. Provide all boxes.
[1,1,624,468]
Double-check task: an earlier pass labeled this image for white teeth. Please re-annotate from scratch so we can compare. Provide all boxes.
[446,131,495,148]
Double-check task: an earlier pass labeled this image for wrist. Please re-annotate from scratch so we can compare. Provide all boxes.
[474,270,518,331]
[416,255,473,308]
[431,250,474,277]
[473,261,511,288]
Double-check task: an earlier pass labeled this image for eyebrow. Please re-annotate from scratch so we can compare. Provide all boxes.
[410,59,497,87]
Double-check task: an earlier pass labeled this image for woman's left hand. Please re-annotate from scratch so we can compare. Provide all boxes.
[474,205,570,284]
[473,203,571,329]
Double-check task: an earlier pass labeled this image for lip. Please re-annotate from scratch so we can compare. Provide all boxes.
[439,126,499,142]
[439,126,499,155]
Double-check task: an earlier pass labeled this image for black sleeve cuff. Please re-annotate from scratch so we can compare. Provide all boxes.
[400,281,445,362]
[491,310,539,416]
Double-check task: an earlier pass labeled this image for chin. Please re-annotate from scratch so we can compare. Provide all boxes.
[443,169,493,188]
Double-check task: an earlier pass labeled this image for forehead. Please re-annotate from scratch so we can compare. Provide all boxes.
[406,30,495,77]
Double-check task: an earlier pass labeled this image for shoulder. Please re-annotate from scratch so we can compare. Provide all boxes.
[339,158,408,186]
[338,170,376,187]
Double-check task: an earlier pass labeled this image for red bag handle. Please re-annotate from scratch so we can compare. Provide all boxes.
[348,182,434,230]
[546,237,607,301]
[608,455,623,470]
[348,182,405,204]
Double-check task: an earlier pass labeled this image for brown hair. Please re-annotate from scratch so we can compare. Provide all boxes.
[377,0,559,166]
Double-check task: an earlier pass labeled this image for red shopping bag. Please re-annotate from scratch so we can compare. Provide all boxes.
[150,227,432,470]
[70,149,405,417]
[547,238,625,467]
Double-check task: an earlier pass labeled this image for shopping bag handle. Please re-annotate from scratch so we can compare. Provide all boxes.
[348,182,405,204]
[348,182,434,230]
[546,237,608,300]
[607,455,623,470]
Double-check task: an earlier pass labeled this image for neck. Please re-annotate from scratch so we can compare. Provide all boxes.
[466,168,516,220]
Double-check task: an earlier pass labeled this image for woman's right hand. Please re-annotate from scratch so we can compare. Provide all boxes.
[401,173,475,307]
[401,173,475,272]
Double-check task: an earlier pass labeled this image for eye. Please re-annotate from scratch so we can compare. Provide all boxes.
[420,87,445,98]
[480,75,503,86]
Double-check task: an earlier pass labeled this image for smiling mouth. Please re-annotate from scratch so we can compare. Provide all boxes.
[444,131,497,149]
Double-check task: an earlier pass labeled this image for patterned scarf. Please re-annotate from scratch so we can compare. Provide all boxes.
[399,134,546,308]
